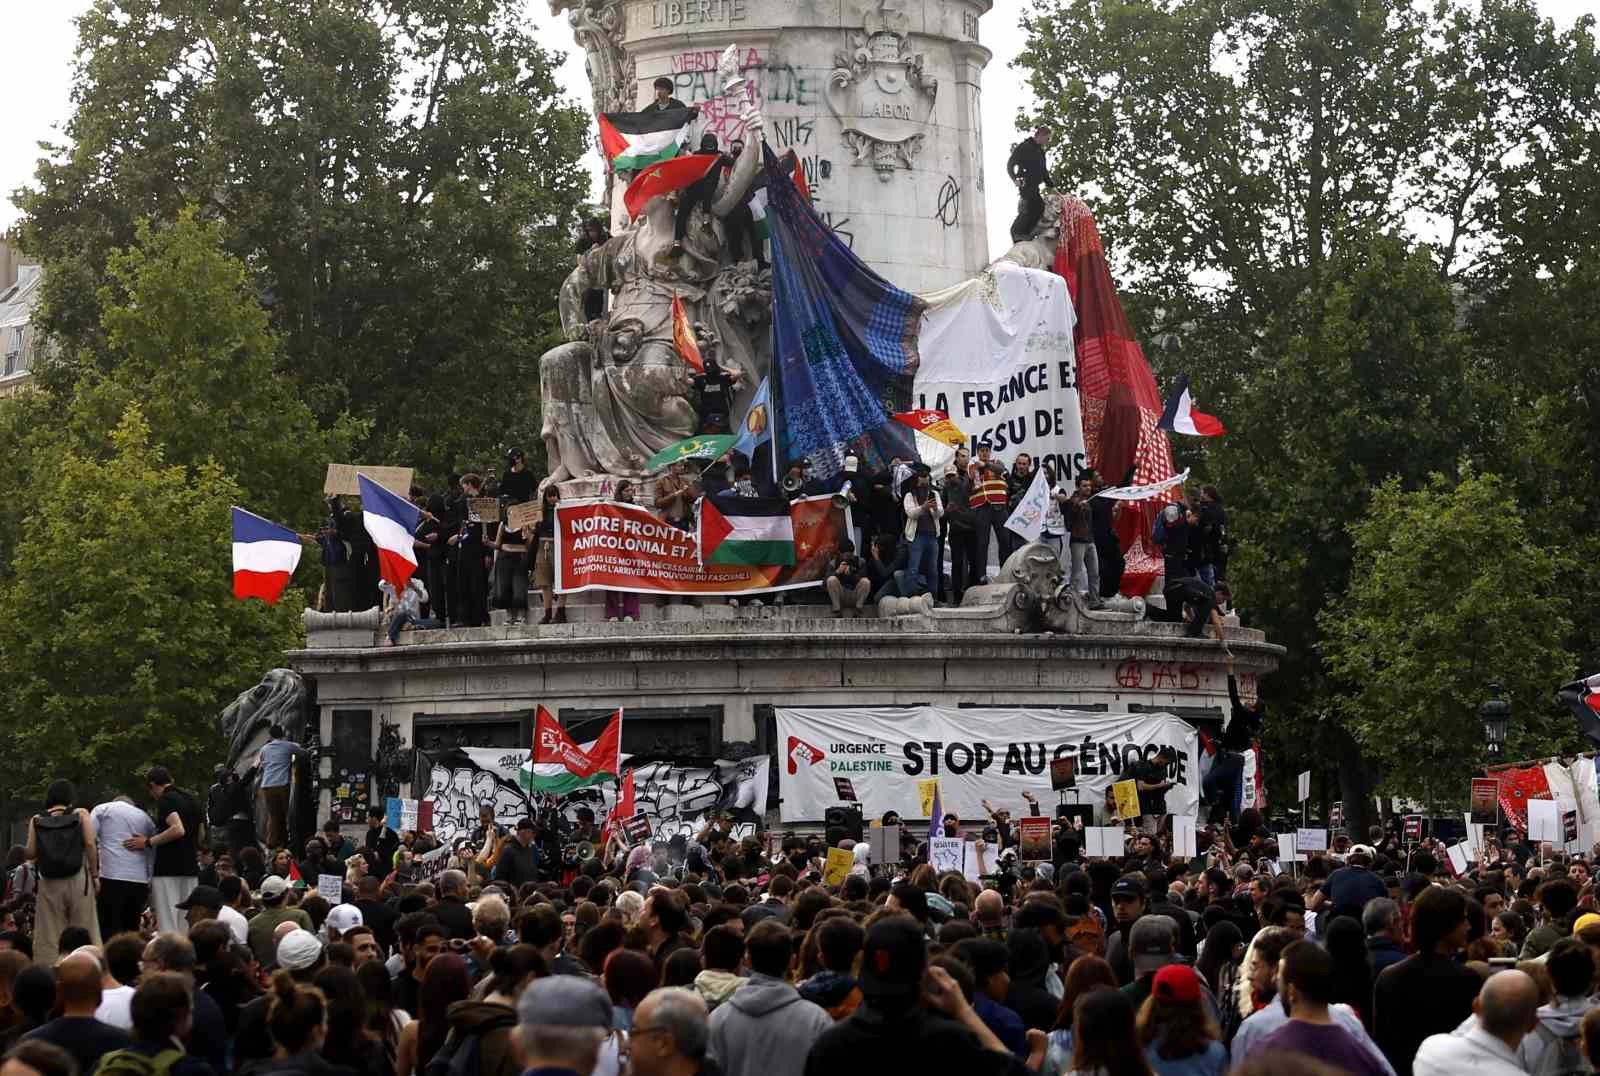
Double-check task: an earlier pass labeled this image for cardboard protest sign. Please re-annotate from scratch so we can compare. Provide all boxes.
[868,824,901,866]
[466,497,501,523]
[1049,756,1076,790]
[1112,779,1141,821]
[412,843,452,883]
[1528,800,1560,843]
[1017,817,1051,861]
[1084,826,1125,859]
[822,847,854,886]
[1470,778,1500,825]
[1297,828,1328,853]
[317,874,344,905]
[505,501,542,531]
[325,464,414,498]
[1171,815,1197,859]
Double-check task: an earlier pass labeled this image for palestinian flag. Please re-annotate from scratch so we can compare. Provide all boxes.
[598,107,699,172]
[624,152,721,219]
[698,496,795,566]
[521,706,622,794]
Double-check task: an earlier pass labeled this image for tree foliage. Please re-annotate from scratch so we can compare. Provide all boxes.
[0,407,304,803]
[15,0,591,477]
[1321,472,1577,792]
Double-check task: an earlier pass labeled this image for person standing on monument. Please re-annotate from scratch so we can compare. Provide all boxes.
[1007,125,1054,241]
[648,76,686,112]
[258,724,306,849]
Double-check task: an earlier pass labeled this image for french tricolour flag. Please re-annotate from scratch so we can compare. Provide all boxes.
[232,507,303,604]
[1157,375,1227,437]
[358,472,423,590]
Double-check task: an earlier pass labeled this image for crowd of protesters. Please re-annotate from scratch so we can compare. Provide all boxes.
[5,759,1600,1076]
[335,439,1232,636]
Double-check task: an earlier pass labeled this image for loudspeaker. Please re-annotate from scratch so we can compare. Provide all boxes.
[825,805,864,842]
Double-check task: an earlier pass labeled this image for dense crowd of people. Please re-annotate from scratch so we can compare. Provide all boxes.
[5,763,1599,1076]
[322,443,1230,636]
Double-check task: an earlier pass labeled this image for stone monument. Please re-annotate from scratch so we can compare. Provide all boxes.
[553,0,993,293]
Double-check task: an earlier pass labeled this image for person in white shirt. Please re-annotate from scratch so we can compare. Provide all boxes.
[216,875,250,945]
[90,796,155,941]
[1414,969,1540,1076]
[79,945,135,1030]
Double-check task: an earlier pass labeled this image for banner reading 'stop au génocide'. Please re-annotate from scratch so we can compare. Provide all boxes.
[776,706,1199,822]
[556,496,847,596]
[914,264,1088,481]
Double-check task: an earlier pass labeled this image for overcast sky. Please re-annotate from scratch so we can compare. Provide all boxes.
[1,1,1593,263]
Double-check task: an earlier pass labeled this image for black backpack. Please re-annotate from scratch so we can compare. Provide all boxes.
[34,812,84,879]
[423,1011,516,1076]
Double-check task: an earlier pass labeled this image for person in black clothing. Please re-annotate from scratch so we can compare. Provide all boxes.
[1202,655,1264,815]
[689,352,743,435]
[1372,885,1480,1076]
[432,871,476,940]
[804,916,1035,1076]
[574,219,611,321]
[415,494,450,626]
[1006,126,1053,242]
[1130,747,1177,830]
[449,474,490,627]
[533,483,566,624]
[1194,485,1228,587]
[942,465,978,604]
[1087,470,1124,597]
[647,75,686,111]
[364,806,400,872]
[1156,502,1217,637]
[673,134,729,250]
[499,449,537,505]
[723,140,766,268]
[825,541,870,616]
[491,819,542,888]
[19,952,130,1075]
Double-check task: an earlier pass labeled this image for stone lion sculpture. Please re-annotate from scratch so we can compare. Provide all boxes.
[219,668,315,850]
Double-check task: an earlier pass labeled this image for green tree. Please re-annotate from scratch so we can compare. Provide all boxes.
[15,0,590,476]
[0,407,304,804]
[1321,471,1577,795]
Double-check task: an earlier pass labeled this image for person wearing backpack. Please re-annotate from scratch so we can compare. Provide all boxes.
[94,970,215,1076]
[1518,937,1595,1075]
[26,779,100,966]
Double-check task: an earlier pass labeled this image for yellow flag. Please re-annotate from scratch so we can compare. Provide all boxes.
[823,847,854,886]
[1112,779,1141,821]
[917,778,940,818]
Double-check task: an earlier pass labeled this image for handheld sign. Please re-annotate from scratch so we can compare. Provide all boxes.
[1084,826,1125,859]
[622,814,653,845]
[1111,779,1141,822]
[1017,817,1051,861]
[1297,828,1328,854]
[917,778,940,818]
[1297,770,1311,803]
[833,777,858,802]
[1049,756,1077,791]
[1171,815,1197,859]
[1403,814,1423,843]
[317,874,344,905]
[868,824,901,866]
[1470,778,1500,825]
[1528,800,1560,843]
[822,847,853,886]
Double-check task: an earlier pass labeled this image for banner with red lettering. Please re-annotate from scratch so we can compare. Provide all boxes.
[555,496,848,595]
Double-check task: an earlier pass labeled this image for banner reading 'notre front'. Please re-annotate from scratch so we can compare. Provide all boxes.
[555,496,847,596]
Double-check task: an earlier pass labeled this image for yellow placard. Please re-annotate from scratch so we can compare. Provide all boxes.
[822,847,854,886]
[917,778,940,818]
[1112,779,1141,821]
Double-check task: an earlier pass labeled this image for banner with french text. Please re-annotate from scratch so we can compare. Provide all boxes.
[776,706,1198,823]
[555,496,847,595]
[914,264,1088,481]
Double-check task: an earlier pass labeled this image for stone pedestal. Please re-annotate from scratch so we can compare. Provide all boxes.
[559,0,994,291]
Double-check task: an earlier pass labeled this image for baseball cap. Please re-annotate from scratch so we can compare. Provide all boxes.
[517,975,613,1029]
[1350,844,1377,859]
[175,885,223,911]
[324,904,364,939]
[1574,913,1600,936]
[1111,877,1148,900]
[1129,914,1177,973]
[1151,963,1201,1004]
[276,929,324,972]
[859,916,928,1003]
[260,876,289,900]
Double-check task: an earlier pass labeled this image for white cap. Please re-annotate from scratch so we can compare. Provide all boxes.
[276,929,323,971]
[324,903,364,940]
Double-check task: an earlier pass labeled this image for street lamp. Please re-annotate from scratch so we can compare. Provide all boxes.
[1481,683,1512,758]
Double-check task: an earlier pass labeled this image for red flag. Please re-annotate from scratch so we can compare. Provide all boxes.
[672,293,705,373]
[602,768,637,845]
[776,149,811,203]
[531,705,622,783]
[624,153,720,219]
[287,860,301,882]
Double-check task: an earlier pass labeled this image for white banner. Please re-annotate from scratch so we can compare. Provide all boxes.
[914,264,1088,481]
[776,706,1199,822]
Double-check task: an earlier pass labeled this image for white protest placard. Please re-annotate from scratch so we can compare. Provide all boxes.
[1529,799,1561,843]
[1461,815,1480,861]
[1297,770,1311,803]
[1446,842,1470,878]
[1085,826,1126,859]
[929,837,966,876]
[1277,831,1301,864]
[963,840,988,883]
[1171,815,1197,859]
[317,874,343,904]
[1296,828,1328,853]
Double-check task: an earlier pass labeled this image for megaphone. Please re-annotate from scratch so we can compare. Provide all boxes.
[575,841,595,861]
[831,480,853,508]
